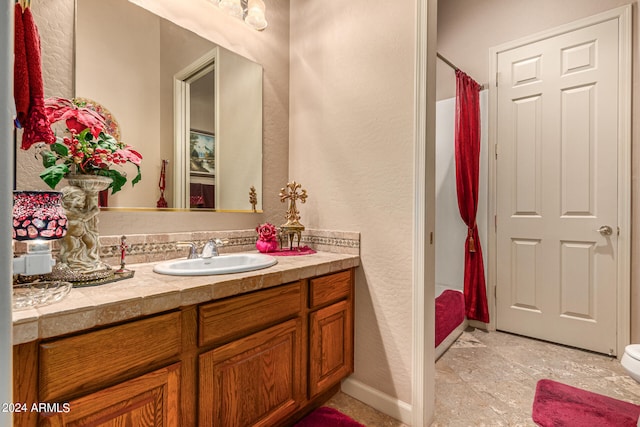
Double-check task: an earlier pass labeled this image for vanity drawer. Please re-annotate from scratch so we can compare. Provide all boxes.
[309,270,353,309]
[39,311,181,402]
[199,282,303,347]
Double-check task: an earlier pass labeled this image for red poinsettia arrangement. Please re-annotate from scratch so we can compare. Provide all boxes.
[22,97,142,194]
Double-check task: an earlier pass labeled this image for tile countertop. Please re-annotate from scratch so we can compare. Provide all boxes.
[12,251,360,345]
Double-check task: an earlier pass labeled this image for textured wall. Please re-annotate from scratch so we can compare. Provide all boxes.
[290,1,416,405]
[20,0,290,234]
[436,0,635,98]
[437,0,640,343]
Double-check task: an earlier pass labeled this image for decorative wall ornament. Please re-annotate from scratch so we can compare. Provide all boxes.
[249,186,258,212]
[279,181,307,249]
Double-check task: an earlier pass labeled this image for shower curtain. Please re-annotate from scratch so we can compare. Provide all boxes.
[455,70,489,323]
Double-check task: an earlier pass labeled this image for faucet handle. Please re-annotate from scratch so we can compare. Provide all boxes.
[200,238,229,258]
[201,239,217,258]
[176,241,198,259]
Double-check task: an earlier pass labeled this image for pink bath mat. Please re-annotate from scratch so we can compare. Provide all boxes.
[268,246,316,256]
[435,289,465,347]
[532,379,640,426]
[294,407,365,427]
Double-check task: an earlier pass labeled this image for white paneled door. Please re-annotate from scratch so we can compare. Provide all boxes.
[495,13,626,355]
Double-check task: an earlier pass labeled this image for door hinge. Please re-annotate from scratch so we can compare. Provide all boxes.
[495,72,499,87]
[494,285,497,299]
[430,231,434,245]
[494,215,497,231]
[495,143,499,159]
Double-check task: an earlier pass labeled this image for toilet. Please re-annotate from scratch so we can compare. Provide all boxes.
[621,344,640,383]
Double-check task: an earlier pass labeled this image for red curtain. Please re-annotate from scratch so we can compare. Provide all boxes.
[455,70,489,323]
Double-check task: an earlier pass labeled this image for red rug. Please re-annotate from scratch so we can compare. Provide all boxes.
[294,407,365,427]
[435,289,465,347]
[269,246,317,256]
[532,379,640,427]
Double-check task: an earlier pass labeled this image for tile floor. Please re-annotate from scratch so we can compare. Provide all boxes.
[327,328,640,426]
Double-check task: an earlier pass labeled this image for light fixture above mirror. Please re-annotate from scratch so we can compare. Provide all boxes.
[214,0,268,31]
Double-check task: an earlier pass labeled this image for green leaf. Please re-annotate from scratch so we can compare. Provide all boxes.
[40,151,58,168]
[40,164,69,189]
[50,142,69,157]
[102,169,127,195]
[131,166,142,186]
[97,133,118,150]
[80,129,92,141]
[102,133,118,144]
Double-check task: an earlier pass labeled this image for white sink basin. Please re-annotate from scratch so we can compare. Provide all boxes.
[153,253,277,276]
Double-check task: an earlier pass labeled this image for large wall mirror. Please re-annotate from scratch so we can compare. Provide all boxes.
[75,0,263,211]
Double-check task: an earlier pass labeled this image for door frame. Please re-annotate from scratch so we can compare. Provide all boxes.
[487,5,632,357]
[173,50,217,209]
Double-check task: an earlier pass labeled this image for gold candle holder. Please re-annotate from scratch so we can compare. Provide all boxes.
[249,186,258,212]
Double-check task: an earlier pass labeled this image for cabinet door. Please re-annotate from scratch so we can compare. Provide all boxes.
[309,300,353,398]
[199,318,303,427]
[42,363,180,427]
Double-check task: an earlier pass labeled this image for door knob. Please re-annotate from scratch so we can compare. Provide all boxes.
[596,225,613,236]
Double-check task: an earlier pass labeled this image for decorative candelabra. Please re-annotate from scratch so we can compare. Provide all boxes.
[249,186,258,212]
[279,181,307,250]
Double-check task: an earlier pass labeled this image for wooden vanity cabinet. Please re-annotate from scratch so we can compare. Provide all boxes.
[308,270,354,398]
[13,268,354,427]
[14,311,182,427]
[197,282,305,427]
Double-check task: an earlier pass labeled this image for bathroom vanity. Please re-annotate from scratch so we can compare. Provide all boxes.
[12,252,357,426]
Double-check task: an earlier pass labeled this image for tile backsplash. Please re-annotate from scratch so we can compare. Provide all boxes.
[14,229,360,267]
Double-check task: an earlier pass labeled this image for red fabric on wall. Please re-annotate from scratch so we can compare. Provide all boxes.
[455,70,489,323]
[20,7,55,149]
[14,3,29,128]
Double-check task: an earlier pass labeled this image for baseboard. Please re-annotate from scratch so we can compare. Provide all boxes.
[341,377,413,425]
[468,319,490,330]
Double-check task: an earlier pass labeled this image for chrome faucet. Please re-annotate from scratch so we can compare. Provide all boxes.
[201,238,228,258]
[177,239,228,259]
[176,242,199,259]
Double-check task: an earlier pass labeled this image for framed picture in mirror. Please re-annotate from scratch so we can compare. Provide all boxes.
[189,130,215,177]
